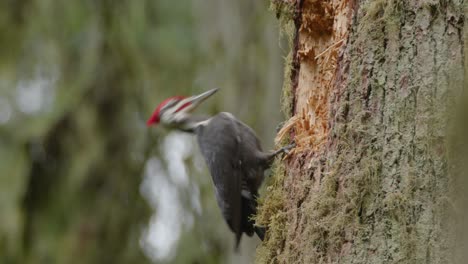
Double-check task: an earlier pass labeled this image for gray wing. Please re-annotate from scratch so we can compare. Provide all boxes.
[231,117,267,192]
[195,113,243,244]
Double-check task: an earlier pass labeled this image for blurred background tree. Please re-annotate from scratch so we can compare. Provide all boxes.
[0,0,285,263]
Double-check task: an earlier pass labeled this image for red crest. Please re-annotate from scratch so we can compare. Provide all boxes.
[147,96,186,126]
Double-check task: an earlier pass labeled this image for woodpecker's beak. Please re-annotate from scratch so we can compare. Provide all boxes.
[184,88,218,112]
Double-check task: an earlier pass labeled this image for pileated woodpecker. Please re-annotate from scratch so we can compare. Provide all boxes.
[147,88,292,248]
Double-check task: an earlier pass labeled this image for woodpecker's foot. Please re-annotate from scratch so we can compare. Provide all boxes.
[273,142,296,156]
[281,142,296,154]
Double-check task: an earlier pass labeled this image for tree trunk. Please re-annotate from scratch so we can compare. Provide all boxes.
[257,0,466,263]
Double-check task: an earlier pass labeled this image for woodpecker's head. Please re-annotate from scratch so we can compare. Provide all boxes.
[147,88,218,127]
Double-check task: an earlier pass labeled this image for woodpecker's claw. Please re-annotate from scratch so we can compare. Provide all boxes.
[273,142,296,156]
[281,142,296,154]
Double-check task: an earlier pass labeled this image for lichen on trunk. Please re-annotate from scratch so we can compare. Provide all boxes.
[257,0,466,263]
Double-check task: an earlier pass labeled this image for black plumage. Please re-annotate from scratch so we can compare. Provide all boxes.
[195,112,273,248]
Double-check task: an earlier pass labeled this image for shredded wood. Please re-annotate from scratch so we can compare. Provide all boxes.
[284,0,351,154]
[275,115,299,146]
[314,38,345,60]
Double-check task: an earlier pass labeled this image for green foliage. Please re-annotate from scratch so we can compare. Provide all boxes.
[0,0,283,263]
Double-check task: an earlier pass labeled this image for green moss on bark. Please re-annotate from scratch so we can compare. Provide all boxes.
[257,0,465,263]
[255,2,298,262]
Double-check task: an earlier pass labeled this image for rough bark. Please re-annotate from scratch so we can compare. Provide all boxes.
[257,0,466,263]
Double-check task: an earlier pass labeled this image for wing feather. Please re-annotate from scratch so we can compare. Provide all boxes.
[195,112,267,247]
[196,113,243,244]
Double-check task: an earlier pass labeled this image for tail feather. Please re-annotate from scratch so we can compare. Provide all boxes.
[234,233,242,251]
[255,226,266,241]
[242,195,267,241]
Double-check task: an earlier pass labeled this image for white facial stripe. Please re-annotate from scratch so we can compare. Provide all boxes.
[163,97,193,117]
[160,98,190,124]
[161,111,187,124]
[160,97,197,125]
[161,99,183,117]
[160,99,177,112]
[173,98,193,112]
